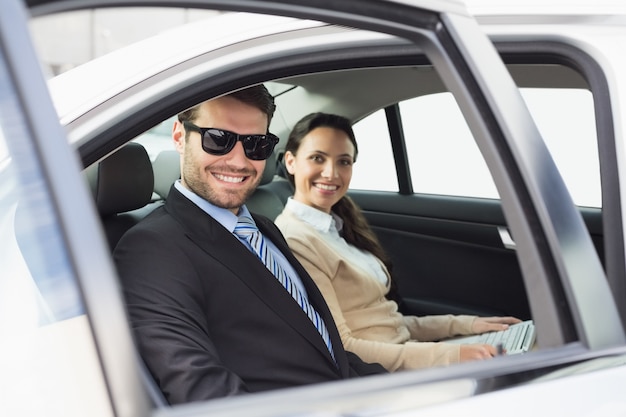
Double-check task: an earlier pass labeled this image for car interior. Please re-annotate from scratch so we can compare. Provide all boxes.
[84,56,604,323]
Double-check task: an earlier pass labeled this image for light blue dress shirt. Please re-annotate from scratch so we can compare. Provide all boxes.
[174,181,309,297]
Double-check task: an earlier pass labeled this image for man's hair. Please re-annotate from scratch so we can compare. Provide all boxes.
[177,84,276,129]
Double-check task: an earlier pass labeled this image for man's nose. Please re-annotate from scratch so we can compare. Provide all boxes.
[225,141,249,164]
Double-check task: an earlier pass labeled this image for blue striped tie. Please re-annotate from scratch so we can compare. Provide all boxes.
[234,215,335,362]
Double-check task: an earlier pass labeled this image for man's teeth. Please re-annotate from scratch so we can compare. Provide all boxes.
[315,183,338,191]
[215,174,245,183]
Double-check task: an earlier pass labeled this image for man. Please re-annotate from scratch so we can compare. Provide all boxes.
[114,85,386,405]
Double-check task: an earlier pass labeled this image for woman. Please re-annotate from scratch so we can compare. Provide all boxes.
[275,112,521,371]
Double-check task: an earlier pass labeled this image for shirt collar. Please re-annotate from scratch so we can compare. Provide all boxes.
[174,180,252,232]
[285,197,343,233]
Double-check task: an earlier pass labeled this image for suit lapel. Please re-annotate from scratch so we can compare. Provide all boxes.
[255,214,350,375]
[165,188,344,373]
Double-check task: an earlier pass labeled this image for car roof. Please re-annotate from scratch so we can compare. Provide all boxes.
[48,12,328,126]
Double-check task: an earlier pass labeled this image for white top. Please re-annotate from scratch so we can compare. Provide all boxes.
[285,198,389,285]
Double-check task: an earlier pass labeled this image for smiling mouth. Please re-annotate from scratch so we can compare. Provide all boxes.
[214,173,246,183]
[315,183,338,191]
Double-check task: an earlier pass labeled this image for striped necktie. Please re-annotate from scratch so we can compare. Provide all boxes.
[234,214,335,362]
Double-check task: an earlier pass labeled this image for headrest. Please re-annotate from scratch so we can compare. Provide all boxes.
[261,150,277,185]
[86,142,154,216]
[152,150,180,199]
[124,146,275,204]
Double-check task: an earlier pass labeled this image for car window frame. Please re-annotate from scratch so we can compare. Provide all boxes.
[495,41,626,333]
[2,0,153,415]
[438,14,622,349]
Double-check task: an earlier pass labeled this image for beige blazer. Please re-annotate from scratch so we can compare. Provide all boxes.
[275,208,477,371]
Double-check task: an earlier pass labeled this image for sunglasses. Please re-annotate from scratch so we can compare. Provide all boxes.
[183,121,278,161]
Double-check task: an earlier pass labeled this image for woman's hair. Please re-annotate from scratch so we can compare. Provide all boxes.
[285,112,392,272]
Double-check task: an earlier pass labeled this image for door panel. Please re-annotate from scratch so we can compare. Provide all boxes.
[351,191,604,322]
[350,191,527,320]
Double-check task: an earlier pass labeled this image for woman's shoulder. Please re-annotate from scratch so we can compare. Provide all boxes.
[274,207,297,228]
[275,208,313,235]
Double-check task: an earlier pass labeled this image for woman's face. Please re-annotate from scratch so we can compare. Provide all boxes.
[285,126,356,213]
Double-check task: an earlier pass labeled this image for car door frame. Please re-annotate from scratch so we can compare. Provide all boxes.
[2,0,153,416]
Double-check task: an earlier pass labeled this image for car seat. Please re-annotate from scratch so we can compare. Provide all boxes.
[151,149,180,201]
[246,151,288,220]
[84,142,155,250]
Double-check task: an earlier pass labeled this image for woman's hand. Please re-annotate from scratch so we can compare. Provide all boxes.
[458,317,524,361]
[471,316,522,334]
[459,344,498,361]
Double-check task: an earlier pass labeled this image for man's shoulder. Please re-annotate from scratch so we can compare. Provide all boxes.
[134,189,197,231]
[120,204,182,244]
[136,204,174,227]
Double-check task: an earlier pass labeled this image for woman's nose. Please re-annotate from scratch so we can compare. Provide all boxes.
[322,161,336,178]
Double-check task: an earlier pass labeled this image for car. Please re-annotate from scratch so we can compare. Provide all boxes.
[4,0,626,416]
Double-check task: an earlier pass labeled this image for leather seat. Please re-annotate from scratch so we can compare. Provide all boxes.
[246,151,289,220]
[152,149,180,200]
[85,142,155,250]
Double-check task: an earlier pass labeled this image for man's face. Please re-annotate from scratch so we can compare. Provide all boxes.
[173,96,268,214]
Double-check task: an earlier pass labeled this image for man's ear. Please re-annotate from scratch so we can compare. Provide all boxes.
[172,120,185,153]
[284,151,296,175]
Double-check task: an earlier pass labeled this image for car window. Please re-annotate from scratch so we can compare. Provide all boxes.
[132,116,177,161]
[522,88,599,207]
[350,109,398,191]
[351,86,600,208]
[401,92,497,199]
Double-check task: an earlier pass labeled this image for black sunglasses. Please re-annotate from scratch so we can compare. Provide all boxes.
[183,121,278,161]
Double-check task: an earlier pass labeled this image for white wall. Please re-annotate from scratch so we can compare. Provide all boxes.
[29,8,221,76]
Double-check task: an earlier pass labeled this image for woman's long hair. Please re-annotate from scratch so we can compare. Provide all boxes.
[285,112,392,273]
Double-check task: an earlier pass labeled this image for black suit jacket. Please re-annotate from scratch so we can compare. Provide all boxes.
[114,186,385,404]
